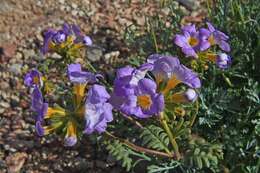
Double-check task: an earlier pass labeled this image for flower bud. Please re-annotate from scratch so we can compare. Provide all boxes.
[184,89,198,102]
[216,53,231,69]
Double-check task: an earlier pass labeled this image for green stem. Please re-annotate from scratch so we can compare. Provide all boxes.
[222,73,234,87]
[104,131,174,158]
[121,113,144,129]
[159,112,181,160]
[189,100,199,128]
[85,60,111,88]
[86,60,97,73]
[149,21,159,53]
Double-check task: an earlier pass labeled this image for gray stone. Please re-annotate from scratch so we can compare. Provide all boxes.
[22,49,35,59]
[86,46,103,62]
[71,10,78,16]
[71,3,78,9]
[58,0,65,4]
[9,63,22,75]
[0,101,10,108]
[0,1,13,13]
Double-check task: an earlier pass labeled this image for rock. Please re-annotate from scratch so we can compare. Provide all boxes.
[110,166,124,173]
[86,46,103,62]
[104,51,120,64]
[5,152,27,173]
[51,53,62,60]
[0,101,10,108]
[106,154,116,166]
[71,10,78,16]
[19,99,29,109]
[0,1,13,13]
[10,96,20,107]
[176,0,200,11]
[0,108,4,114]
[134,14,145,26]
[71,3,78,9]
[0,81,9,90]
[22,49,35,60]
[78,11,85,17]
[74,157,94,171]
[95,160,107,169]
[0,44,17,63]
[9,63,22,75]
[58,0,65,4]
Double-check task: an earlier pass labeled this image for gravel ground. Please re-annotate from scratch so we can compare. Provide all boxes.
[0,0,205,172]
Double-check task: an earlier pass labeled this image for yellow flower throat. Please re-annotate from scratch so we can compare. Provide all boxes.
[188,37,199,47]
[137,95,152,110]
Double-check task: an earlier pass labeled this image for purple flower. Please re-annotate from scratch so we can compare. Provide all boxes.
[41,23,71,54]
[200,22,230,52]
[41,29,56,54]
[64,121,77,147]
[35,120,63,137]
[174,24,209,58]
[110,64,152,110]
[147,54,180,81]
[184,89,198,102]
[35,121,44,136]
[72,24,93,46]
[24,69,42,87]
[64,137,77,147]
[67,63,98,84]
[147,54,201,89]
[114,64,151,87]
[31,86,48,122]
[83,36,93,46]
[216,53,232,69]
[84,84,113,134]
[52,31,66,44]
[171,88,198,103]
[112,77,164,118]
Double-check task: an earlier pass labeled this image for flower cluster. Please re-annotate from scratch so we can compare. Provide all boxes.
[174,22,232,69]
[111,54,200,119]
[24,21,232,157]
[24,64,112,146]
[41,23,92,55]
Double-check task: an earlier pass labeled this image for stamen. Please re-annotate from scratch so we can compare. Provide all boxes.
[33,76,39,84]
[60,36,74,48]
[162,75,181,94]
[49,42,56,49]
[188,37,199,47]
[43,122,63,135]
[45,107,66,119]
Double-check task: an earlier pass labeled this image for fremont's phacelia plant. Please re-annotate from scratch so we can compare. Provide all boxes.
[24,21,233,171]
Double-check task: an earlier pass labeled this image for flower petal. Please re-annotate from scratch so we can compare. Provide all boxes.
[218,41,231,52]
[174,34,188,47]
[182,47,198,58]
